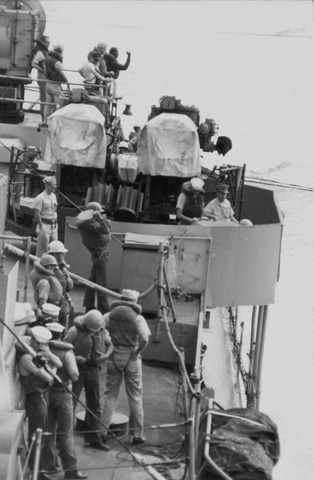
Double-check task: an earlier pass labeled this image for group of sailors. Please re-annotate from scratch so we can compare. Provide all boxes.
[32,36,131,124]
[16,177,150,479]
[176,177,240,225]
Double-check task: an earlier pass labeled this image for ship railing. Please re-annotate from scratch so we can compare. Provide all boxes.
[0,73,117,110]
[4,239,209,479]
[0,235,33,302]
[228,304,269,409]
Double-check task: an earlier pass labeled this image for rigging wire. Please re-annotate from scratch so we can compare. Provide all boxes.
[245,176,312,192]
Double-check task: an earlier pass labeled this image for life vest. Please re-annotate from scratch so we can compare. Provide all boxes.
[45,51,64,82]
[20,372,50,394]
[49,340,75,388]
[108,301,140,350]
[70,316,107,363]
[181,181,204,219]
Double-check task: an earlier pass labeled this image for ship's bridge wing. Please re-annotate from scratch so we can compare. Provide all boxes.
[137,112,201,176]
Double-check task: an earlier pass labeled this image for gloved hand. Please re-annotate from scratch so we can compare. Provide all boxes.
[33,353,48,368]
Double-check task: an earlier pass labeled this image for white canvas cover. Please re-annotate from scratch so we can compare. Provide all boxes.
[117,154,138,183]
[137,112,201,176]
[45,104,107,168]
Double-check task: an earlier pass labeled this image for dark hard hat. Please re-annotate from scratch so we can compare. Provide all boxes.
[216,184,229,193]
[40,254,58,267]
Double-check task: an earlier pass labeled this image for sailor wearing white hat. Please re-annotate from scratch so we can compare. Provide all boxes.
[31,325,53,343]
[43,324,87,479]
[176,177,205,225]
[16,326,62,478]
[42,303,61,318]
[101,289,151,446]
[45,322,65,333]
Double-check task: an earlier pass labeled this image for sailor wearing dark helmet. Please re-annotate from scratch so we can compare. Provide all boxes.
[76,202,111,314]
[44,322,88,479]
[16,326,62,480]
[30,254,63,314]
[101,290,150,446]
[203,184,238,223]
[176,177,205,225]
[64,310,113,452]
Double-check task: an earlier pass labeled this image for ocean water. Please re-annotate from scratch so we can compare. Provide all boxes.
[40,1,314,478]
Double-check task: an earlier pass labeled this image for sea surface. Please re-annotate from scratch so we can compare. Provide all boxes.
[40,1,314,478]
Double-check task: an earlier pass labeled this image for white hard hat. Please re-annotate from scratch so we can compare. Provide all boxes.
[42,303,60,317]
[83,310,103,332]
[45,322,65,333]
[48,240,68,254]
[31,326,52,343]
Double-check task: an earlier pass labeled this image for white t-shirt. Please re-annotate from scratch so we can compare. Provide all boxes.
[34,190,58,220]
[79,62,98,84]
[204,197,234,221]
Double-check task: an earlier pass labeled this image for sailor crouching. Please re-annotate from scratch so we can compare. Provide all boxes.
[44,322,88,479]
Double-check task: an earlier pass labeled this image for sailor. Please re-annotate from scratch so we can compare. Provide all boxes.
[93,42,115,80]
[176,177,205,225]
[78,50,107,95]
[203,184,238,223]
[44,322,88,479]
[128,125,141,153]
[63,310,113,451]
[44,45,69,123]
[101,290,150,446]
[76,202,111,314]
[30,254,63,316]
[27,303,61,334]
[16,326,62,480]
[31,35,50,121]
[47,240,74,328]
[33,176,58,258]
[103,47,131,80]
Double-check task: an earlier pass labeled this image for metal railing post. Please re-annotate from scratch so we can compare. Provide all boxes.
[256,305,269,409]
[252,305,264,408]
[32,428,43,480]
[23,236,32,302]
